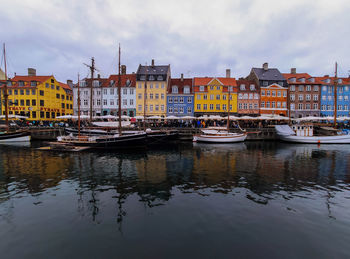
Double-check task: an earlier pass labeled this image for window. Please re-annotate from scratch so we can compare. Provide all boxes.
[187,107,192,113]
[184,86,190,94]
[210,104,214,110]
[155,94,159,99]
[179,97,184,103]
[161,84,165,89]
[282,102,286,108]
[168,107,173,113]
[216,104,220,110]
[290,85,295,91]
[197,94,201,100]
[239,103,243,109]
[150,93,154,99]
[130,99,134,105]
[277,91,281,97]
[103,99,107,105]
[150,83,153,89]
[210,95,214,100]
[173,107,178,113]
[271,91,276,97]
[338,105,342,111]
[97,91,101,96]
[298,103,303,110]
[249,93,253,99]
[40,100,44,106]
[266,102,270,108]
[290,94,295,101]
[103,89,107,95]
[199,86,204,92]
[266,90,270,96]
[84,100,88,106]
[250,84,255,90]
[56,93,60,99]
[39,90,44,96]
[240,84,246,90]
[172,86,178,93]
[272,101,276,108]
[210,86,214,90]
[161,94,164,99]
[291,103,295,110]
[174,97,178,103]
[261,90,265,96]
[187,97,192,103]
[263,81,268,86]
[20,89,24,95]
[25,90,30,95]
[216,95,220,100]
[203,94,207,100]
[216,86,220,90]
[339,95,343,101]
[110,100,114,106]
[223,95,227,100]
[179,107,184,113]
[138,105,142,111]
[150,105,153,112]
[138,93,142,99]
[306,85,311,91]
[203,104,207,110]
[238,93,243,99]
[45,83,49,88]
[20,100,24,106]
[313,95,318,101]
[197,104,201,110]
[32,99,36,106]
[313,103,318,110]
[26,100,30,106]
[97,99,101,105]
[306,94,311,101]
[261,102,265,108]
[169,97,173,103]
[344,105,348,110]
[223,104,227,110]
[243,103,247,109]
[322,95,326,101]
[277,102,281,108]
[61,94,65,100]
[298,94,303,101]
[161,105,164,111]
[345,96,349,101]
[278,81,284,86]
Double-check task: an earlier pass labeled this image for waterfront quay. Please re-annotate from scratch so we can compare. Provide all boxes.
[0,141,350,258]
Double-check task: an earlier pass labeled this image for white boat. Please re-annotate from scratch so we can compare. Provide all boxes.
[0,131,31,143]
[275,124,350,144]
[193,127,247,143]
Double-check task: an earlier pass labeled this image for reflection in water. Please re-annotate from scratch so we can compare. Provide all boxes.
[1,142,350,257]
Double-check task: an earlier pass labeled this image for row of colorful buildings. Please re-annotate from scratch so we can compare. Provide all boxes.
[74,61,350,119]
[1,61,349,121]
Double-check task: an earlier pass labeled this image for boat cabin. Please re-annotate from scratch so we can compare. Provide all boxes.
[291,125,313,137]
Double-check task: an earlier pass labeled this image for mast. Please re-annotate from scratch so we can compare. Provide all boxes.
[227,85,230,130]
[118,44,122,135]
[83,58,96,122]
[3,43,9,132]
[143,63,148,131]
[333,62,338,128]
[77,73,81,137]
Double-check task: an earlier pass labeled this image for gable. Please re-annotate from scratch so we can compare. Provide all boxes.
[208,78,223,86]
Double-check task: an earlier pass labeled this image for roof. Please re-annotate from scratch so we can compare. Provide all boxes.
[58,82,72,91]
[168,78,193,94]
[252,68,286,81]
[282,73,324,84]
[236,79,259,92]
[137,65,170,75]
[4,75,53,88]
[108,74,136,87]
[314,76,350,85]
[194,77,237,86]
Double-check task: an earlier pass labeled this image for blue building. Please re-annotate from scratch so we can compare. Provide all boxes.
[319,77,350,117]
[167,76,194,117]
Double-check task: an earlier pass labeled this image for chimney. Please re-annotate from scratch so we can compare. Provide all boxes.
[67,80,73,88]
[151,59,155,66]
[97,74,101,79]
[121,65,127,75]
[324,75,329,77]
[181,73,184,82]
[28,68,36,76]
[291,68,296,74]
[226,69,231,78]
[263,62,268,71]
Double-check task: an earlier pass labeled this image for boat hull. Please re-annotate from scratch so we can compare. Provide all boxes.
[279,134,350,144]
[193,134,247,143]
[0,131,31,143]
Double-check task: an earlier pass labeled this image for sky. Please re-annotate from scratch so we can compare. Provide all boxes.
[1,0,350,82]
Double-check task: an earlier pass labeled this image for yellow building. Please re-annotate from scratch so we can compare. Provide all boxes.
[136,61,170,117]
[193,77,238,116]
[0,69,73,121]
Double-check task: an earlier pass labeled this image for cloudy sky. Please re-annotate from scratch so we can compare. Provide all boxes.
[1,0,350,82]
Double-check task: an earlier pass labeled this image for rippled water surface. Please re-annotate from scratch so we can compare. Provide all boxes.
[1,142,350,258]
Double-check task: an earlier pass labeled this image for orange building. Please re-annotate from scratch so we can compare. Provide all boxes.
[260,84,288,116]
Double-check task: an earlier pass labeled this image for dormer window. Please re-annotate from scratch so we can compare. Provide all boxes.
[140,75,146,81]
[290,78,296,83]
[338,79,342,84]
[298,78,305,83]
[263,81,268,86]
[126,79,131,86]
[93,80,99,87]
[110,80,115,86]
[184,86,190,94]
[7,81,12,86]
[79,80,86,87]
[240,84,246,90]
[228,86,233,92]
[30,81,37,86]
[172,86,178,94]
[199,86,204,92]
[326,79,331,83]
[157,75,163,81]
[18,81,24,87]
[149,75,155,81]
[278,81,284,86]
[250,84,255,90]
[309,78,315,83]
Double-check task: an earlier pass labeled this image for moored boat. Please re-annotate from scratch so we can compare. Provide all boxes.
[193,127,247,143]
[0,130,31,142]
[275,124,350,144]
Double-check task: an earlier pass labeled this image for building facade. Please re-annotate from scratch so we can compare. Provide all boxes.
[318,76,350,117]
[0,69,73,121]
[193,74,237,116]
[236,79,259,116]
[136,60,170,117]
[247,63,288,116]
[283,69,321,118]
[167,75,194,117]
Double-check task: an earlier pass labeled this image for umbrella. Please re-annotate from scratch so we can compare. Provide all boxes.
[208,115,225,120]
[238,116,254,120]
[181,116,196,120]
[56,115,73,119]
[134,115,144,120]
[147,115,162,120]
[0,115,28,119]
[166,115,180,120]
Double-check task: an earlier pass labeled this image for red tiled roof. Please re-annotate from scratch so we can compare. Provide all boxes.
[168,78,193,94]
[12,75,52,82]
[108,74,136,87]
[282,73,324,84]
[314,76,350,85]
[194,77,237,86]
[58,82,72,91]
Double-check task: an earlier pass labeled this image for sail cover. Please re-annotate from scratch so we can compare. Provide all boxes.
[275,125,296,136]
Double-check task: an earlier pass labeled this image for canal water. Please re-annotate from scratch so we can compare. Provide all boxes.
[0,142,350,258]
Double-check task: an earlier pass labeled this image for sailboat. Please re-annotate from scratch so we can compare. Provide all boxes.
[193,84,247,143]
[0,43,31,143]
[275,63,350,144]
[56,44,147,149]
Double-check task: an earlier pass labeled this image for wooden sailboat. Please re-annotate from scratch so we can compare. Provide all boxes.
[275,63,350,144]
[56,45,147,149]
[0,43,30,143]
[193,84,247,143]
